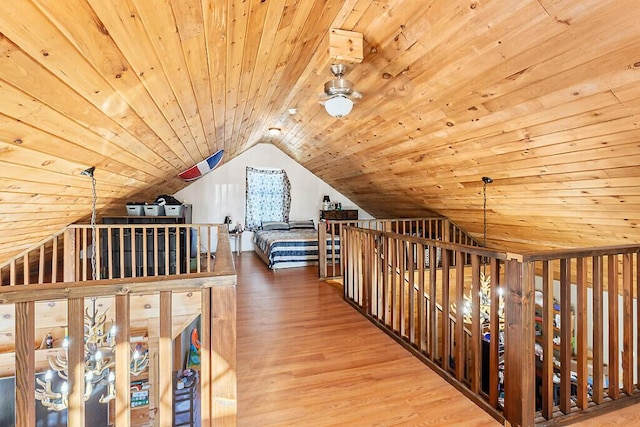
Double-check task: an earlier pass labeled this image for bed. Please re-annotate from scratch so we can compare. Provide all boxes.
[253,220,340,270]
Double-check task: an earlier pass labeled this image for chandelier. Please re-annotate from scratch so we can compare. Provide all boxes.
[451,176,505,328]
[35,167,148,411]
[35,300,149,410]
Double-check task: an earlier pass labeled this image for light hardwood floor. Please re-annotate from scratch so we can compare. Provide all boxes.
[236,253,500,426]
[234,253,640,426]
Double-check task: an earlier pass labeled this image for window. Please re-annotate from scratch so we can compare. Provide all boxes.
[245,167,291,230]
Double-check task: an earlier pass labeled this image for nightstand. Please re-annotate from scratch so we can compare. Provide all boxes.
[229,230,243,255]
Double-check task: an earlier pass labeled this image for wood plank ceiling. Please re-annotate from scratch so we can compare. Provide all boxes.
[1,0,640,264]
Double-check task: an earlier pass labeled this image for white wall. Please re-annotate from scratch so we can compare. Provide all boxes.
[174,143,372,252]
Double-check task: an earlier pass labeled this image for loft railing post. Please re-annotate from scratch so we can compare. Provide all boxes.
[158,291,173,426]
[211,284,237,425]
[503,256,535,427]
[15,301,35,427]
[67,297,86,426]
[64,227,76,282]
[318,222,327,279]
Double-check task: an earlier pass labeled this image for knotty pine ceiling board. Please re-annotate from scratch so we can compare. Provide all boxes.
[1,0,640,265]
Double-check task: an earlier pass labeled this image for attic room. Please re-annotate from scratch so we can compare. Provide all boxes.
[1,0,640,426]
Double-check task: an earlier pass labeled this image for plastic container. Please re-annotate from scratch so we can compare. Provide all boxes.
[164,205,184,217]
[143,205,164,216]
[126,205,145,216]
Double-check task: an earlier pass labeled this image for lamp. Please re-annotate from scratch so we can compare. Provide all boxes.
[268,127,281,136]
[324,95,353,118]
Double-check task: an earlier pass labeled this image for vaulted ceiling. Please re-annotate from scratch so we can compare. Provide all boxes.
[1,0,640,265]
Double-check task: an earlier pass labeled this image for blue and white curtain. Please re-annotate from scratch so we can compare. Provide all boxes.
[245,167,291,230]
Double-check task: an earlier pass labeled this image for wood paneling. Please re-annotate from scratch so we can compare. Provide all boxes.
[2,0,640,265]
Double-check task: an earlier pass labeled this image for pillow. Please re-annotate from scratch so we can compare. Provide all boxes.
[261,221,290,231]
[288,219,315,230]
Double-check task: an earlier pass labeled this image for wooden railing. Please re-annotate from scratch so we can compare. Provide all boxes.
[318,217,479,279]
[1,223,226,285]
[341,225,640,426]
[0,224,237,426]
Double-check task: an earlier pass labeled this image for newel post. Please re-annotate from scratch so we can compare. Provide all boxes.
[503,255,536,426]
[318,222,327,279]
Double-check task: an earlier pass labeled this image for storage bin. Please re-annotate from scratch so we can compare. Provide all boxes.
[143,205,164,216]
[126,205,145,216]
[164,205,184,217]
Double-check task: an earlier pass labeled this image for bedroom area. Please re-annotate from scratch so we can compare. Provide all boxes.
[173,142,373,269]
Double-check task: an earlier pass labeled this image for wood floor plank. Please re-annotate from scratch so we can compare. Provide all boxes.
[236,254,499,426]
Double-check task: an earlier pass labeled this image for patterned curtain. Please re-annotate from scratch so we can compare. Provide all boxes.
[245,167,291,230]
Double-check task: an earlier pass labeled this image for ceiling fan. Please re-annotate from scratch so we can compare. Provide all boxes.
[319,64,362,118]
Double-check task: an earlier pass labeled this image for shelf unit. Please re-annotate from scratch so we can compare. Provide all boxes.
[173,373,199,426]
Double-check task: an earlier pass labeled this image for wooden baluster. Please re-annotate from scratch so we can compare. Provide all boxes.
[94,227,101,280]
[142,226,148,277]
[119,227,125,279]
[418,243,426,354]
[115,293,131,427]
[107,229,113,279]
[429,245,437,360]
[559,259,572,414]
[408,241,415,345]
[455,250,464,380]
[592,255,604,404]
[68,297,85,426]
[470,255,481,394]
[52,236,58,283]
[364,232,372,315]
[622,253,633,395]
[159,291,173,426]
[440,249,450,369]
[15,301,35,427]
[81,227,88,281]
[131,226,137,277]
[488,258,500,409]
[200,288,212,427]
[153,227,159,276]
[399,240,406,338]
[637,251,640,392]
[38,245,45,284]
[608,254,619,400]
[10,259,16,286]
[64,227,76,283]
[382,235,390,326]
[575,257,588,409]
[23,253,29,285]
[541,260,554,419]
[196,226,202,273]
[164,226,169,276]
[390,237,397,332]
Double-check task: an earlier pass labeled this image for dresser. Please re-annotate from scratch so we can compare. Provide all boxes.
[319,209,358,220]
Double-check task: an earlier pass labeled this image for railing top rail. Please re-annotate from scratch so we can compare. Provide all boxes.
[68,223,222,228]
[0,227,67,270]
[520,243,640,262]
[342,225,510,261]
[0,271,236,304]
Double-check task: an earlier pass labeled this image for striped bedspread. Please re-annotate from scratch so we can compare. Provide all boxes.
[253,229,340,269]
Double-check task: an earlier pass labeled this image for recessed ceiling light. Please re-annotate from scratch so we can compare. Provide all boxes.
[288,107,298,115]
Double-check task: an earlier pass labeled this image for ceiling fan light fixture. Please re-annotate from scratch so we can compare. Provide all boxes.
[324,95,353,118]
